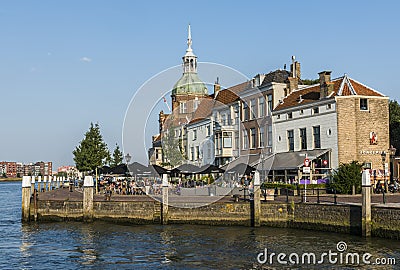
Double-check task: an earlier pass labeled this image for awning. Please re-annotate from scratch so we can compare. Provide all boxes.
[253,149,331,171]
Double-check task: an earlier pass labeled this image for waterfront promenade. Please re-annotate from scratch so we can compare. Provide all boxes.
[37,186,400,206]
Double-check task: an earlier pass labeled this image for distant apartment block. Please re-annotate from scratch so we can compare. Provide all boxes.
[0,161,52,177]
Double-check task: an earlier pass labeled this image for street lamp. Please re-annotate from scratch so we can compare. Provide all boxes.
[125,153,132,165]
[260,152,265,184]
[381,151,387,192]
[389,145,397,184]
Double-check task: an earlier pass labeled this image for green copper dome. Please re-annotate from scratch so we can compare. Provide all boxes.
[172,72,208,96]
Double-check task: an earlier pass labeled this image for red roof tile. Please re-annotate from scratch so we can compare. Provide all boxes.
[275,75,385,111]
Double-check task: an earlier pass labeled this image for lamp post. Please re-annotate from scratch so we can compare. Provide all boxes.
[125,153,132,165]
[381,152,387,193]
[389,145,397,184]
[260,152,265,184]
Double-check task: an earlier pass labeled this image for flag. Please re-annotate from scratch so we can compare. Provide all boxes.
[163,96,171,112]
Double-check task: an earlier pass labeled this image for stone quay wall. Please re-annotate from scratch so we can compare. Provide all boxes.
[31,199,400,239]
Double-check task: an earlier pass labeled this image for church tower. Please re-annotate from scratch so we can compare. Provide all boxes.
[171,25,208,115]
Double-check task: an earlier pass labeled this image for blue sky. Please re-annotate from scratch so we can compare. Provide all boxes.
[1,1,399,169]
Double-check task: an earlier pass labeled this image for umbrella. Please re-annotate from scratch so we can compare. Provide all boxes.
[176,164,202,174]
[225,163,256,175]
[110,164,129,175]
[128,162,149,175]
[198,164,225,174]
[97,166,112,174]
[148,165,169,176]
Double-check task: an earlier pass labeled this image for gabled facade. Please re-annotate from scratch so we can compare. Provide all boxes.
[272,71,389,183]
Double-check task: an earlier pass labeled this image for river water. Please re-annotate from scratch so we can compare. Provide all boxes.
[1,181,399,269]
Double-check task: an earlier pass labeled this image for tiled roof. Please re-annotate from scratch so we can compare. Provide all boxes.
[261,70,291,85]
[215,82,247,104]
[275,75,385,111]
[189,98,214,124]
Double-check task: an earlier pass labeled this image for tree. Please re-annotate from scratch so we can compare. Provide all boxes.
[389,100,400,155]
[73,123,109,173]
[328,161,363,194]
[111,143,123,167]
[162,127,185,167]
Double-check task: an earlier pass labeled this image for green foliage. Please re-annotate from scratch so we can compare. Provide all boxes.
[302,79,319,85]
[73,123,110,172]
[328,161,363,194]
[2,173,7,178]
[111,144,124,167]
[261,183,293,189]
[162,127,184,167]
[389,100,400,155]
[260,183,326,190]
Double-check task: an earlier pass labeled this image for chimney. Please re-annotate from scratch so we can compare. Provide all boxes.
[214,77,221,95]
[290,56,301,79]
[318,71,331,84]
[318,71,334,98]
[287,77,298,93]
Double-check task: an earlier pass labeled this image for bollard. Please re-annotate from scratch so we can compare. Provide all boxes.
[362,170,372,237]
[37,176,42,192]
[43,176,47,192]
[162,174,169,225]
[83,176,94,222]
[31,176,36,193]
[253,171,261,227]
[22,176,31,222]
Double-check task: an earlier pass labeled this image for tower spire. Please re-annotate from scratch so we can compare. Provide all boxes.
[187,24,192,52]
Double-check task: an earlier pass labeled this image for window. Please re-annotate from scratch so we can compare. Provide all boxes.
[206,125,211,136]
[360,98,368,110]
[287,130,294,151]
[234,107,239,124]
[287,112,293,119]
[190,147,195,161]
[243,103,249,121]
[179,102,187,114]
[363,162,372,169]
[300,109,304,115]
[277,114,281,119]
[227,111,232,125]
[250,99,256,119]
[196,146,200,160]
[193,130,197,140]
[258,97,265,117]
[243,130,248,149]
[300,128,307,150]
[259,127,265,147]
[267,95,273,114]
[234,132,239,150]
[222,114,227,125]
[267,125,272,146]
[250,128,256,148]
[326,104,332,110]
[313,107,319,114]
[313,126,321,149]
[223,132,232,148]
